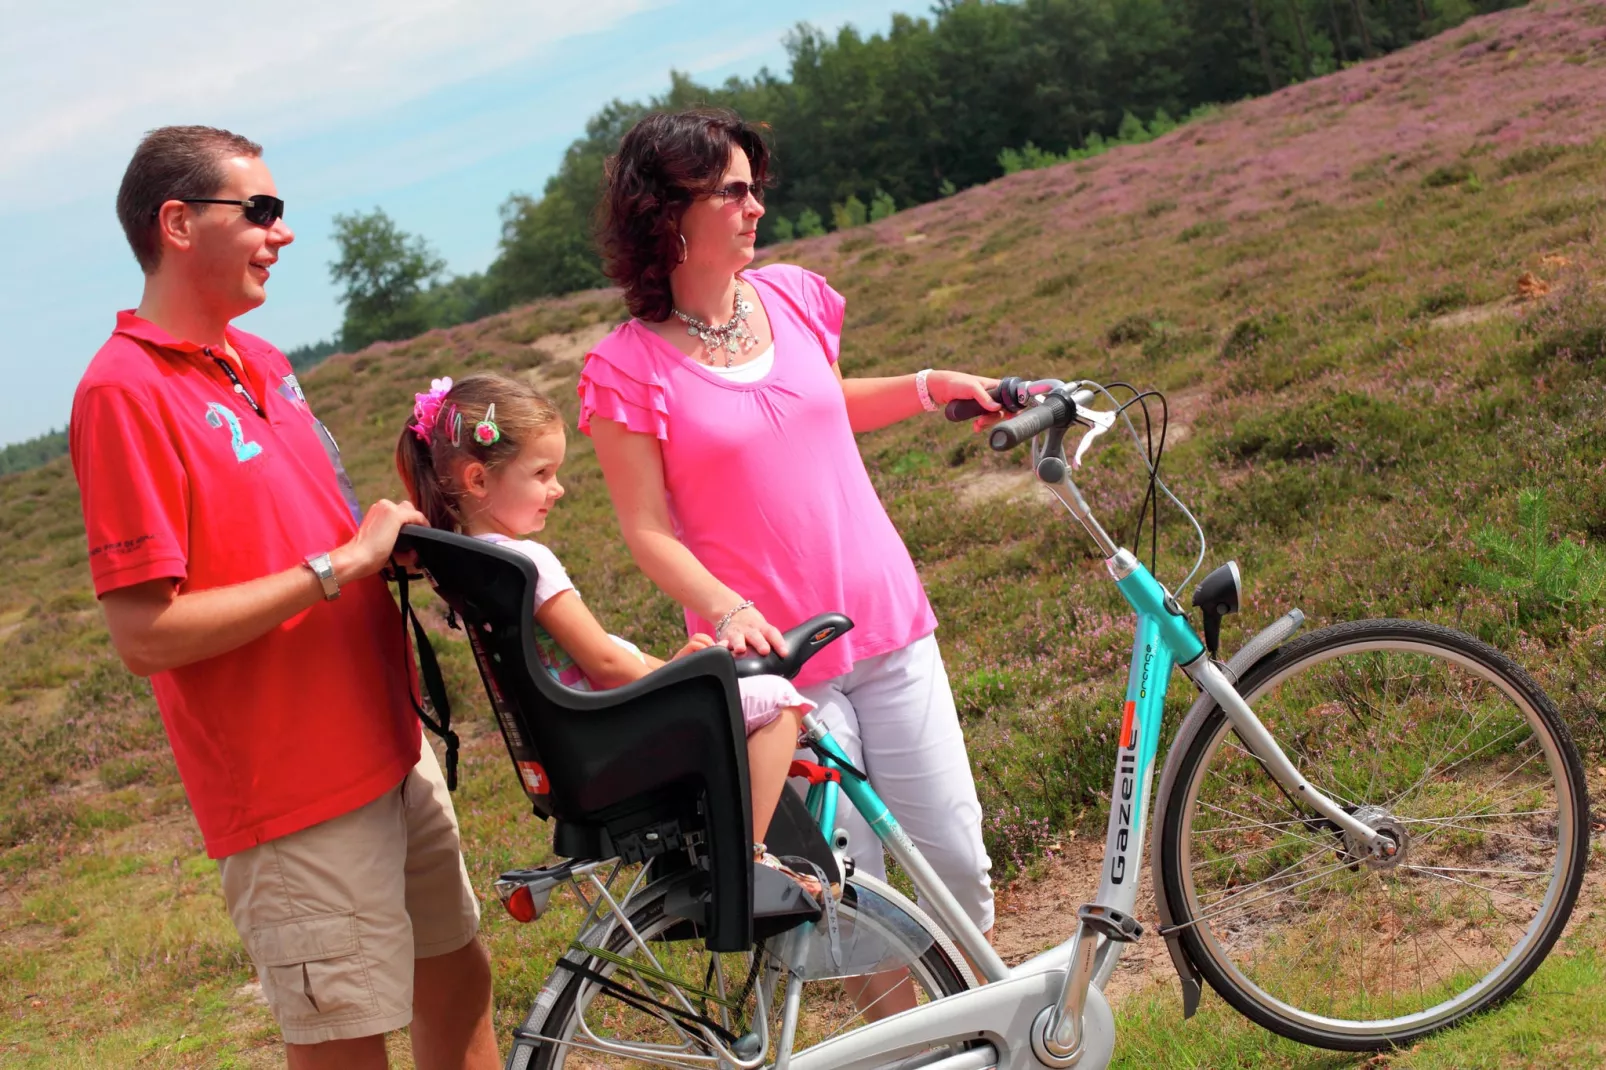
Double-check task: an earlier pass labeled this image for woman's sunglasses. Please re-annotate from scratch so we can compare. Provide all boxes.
[712,181,764,207]
[152,195,286,227]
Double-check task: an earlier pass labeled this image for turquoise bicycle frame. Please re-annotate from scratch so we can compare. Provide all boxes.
[791,553,1210,988]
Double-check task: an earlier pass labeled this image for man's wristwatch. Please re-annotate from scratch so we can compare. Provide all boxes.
[304,552,340,601]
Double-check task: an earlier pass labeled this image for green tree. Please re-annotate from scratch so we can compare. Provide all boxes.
[0,428,68,476]
[831,195,868,231]
[329,209,445,351]
[1467,489,1606,625]
[795,207,826,237]
[332,0,1512,332]
[869,189,897,221]
[284,338,338,372]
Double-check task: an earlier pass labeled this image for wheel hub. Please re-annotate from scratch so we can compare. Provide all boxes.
[1341,805,1409,871]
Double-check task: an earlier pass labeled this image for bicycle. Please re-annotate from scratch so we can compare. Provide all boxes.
[401,375,1589,1070]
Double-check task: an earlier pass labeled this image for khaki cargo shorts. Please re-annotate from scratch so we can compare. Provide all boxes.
[217,742,481,1045]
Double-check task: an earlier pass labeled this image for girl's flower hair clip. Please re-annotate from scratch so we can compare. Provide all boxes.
[473,403,501,447]
[408,377,454,442]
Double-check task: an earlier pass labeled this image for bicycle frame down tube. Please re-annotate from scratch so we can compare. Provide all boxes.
[1059,554,1197,988]
[803,727,1011,983]
[1088,614,1173,975]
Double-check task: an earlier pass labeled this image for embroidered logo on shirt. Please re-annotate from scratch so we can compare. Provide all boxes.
[278,374,307,407]
[89,534,158,558]
[204,402,263,463]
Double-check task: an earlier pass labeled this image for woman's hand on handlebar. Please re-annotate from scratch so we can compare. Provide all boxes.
[718,605,788,658]
[928,371,1004,431]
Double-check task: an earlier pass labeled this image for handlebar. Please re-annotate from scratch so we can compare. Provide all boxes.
[988,393,1076,450]
[943,375,1099,453]
[942,376,1044,422]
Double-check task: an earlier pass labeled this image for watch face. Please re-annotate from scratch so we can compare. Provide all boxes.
[307,554,338,597]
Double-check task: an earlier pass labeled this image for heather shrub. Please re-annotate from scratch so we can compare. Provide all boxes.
[1497,144,1569,178]
[1410,282,1473,319]
[0,652,164,848]
[1422,161,1477,188]
[1143,326,1216,361]
[1219,391,1419,465]
[1106,312,1162,346]
[954,667,1021,720]
[971,693,1140,878]
[1178,220,1228,243]
[1220,310,1293,362]
[1521,275,1606,365]
[1033,271,1080,298]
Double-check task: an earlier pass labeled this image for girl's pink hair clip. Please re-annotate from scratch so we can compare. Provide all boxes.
[408,377,454,442]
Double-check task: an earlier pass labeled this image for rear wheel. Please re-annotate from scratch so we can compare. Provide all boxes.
[1158,619,1589,1050]
[509,873,974,1069]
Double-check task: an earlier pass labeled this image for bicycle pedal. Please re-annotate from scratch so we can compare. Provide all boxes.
[1077,903,1143,943]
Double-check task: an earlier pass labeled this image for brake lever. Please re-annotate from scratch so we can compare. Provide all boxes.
[1072,408,1117,468]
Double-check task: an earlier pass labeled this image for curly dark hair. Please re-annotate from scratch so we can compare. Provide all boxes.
[599,108,771,323]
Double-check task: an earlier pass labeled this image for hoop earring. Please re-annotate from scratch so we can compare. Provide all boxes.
[677,233,687,264]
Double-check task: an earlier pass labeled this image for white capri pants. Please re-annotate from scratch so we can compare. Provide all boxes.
[796,633,995,931]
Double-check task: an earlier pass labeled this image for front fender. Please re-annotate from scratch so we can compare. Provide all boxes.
[1148,609,1304,1017]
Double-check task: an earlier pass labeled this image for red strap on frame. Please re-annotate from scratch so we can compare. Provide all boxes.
[788,760,841,785]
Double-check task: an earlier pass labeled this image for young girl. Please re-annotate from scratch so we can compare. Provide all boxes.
[396,372,825,897]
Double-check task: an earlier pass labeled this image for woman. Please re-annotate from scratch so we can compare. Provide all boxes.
[578,108,1001,944]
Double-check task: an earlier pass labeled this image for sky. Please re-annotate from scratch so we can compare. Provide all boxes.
[0,0,920,446]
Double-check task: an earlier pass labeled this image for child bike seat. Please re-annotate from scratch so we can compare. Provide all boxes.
[394,525,848,952]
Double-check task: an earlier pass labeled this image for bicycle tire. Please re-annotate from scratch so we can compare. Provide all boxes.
[1157,618,1589,1051]
[508,872,974,1069]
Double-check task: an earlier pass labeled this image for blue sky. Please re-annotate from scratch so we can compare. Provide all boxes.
[0,0,921,446]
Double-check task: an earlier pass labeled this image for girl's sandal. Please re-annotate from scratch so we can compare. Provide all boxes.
[754,843,830,901]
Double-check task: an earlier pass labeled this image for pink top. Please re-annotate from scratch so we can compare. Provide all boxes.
[578,263,936,689]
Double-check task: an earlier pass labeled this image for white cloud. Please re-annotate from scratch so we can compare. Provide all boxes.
[0,0,663,204]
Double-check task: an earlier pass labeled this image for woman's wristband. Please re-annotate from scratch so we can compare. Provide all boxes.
[715,599,756,639]
[914,368,938,413]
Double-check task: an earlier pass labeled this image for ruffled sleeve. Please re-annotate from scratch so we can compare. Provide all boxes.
[799,268,846,365]
[576,326,670,440]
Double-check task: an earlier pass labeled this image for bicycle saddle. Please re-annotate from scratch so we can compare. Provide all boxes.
[732,613,853,680]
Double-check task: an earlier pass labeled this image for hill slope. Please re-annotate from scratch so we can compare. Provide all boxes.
[2,2,1604,1063]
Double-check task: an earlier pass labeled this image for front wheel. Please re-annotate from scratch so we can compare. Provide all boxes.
[509,872,975,1069]
[1158,619,1589,1051]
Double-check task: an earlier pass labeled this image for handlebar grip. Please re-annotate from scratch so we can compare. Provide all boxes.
[988,395,1073,451]
[944,376,1038,421]
[945,397,993,422]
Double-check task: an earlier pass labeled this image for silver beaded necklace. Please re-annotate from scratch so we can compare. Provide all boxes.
[672,278,756,367]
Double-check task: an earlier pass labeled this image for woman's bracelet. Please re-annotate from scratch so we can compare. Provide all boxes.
[715,599,756,639]
[914,368,938,413]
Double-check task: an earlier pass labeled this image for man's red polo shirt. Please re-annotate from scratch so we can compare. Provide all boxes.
[70,312,421,858]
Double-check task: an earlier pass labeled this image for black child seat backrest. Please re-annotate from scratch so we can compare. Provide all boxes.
[396,525,756,952]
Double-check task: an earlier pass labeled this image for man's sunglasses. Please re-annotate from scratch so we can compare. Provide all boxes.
[151,195,286,226]
[712,181,764,206]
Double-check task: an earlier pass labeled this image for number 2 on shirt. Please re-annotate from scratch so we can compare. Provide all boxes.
[204,402,263,463]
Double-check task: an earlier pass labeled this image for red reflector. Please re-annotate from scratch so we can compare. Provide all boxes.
[1119,701,1138,749]
[504,885,540,923]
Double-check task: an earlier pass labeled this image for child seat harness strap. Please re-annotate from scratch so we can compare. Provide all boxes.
[394,564,460,790]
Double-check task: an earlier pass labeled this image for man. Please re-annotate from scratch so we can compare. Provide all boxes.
[69,125,499,1070]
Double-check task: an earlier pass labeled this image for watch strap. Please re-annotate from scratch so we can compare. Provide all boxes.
[305,552,340,601]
